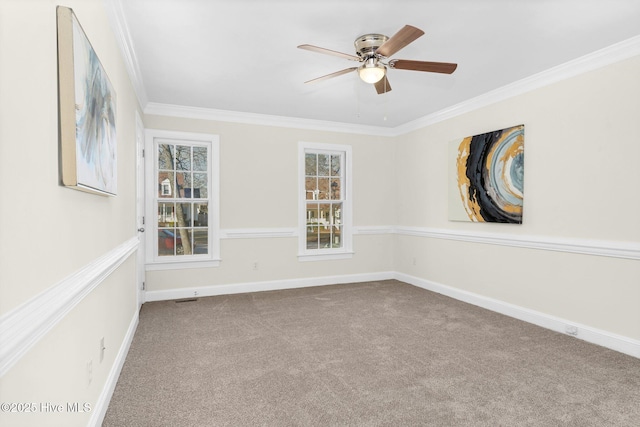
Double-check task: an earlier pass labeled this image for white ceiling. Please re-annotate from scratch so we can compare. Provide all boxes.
[112,0,640,129]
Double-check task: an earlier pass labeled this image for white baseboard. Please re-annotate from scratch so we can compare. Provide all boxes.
[90,309,139,427]
[146,271,639,359]
[394,272,640,359]
[144,271,395,302]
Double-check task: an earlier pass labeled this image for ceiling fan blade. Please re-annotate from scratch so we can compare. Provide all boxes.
[304,67,358,84]
[374,75,392,94]
[297,44,361,62]
[389,59,458,74]
[375,25,424,58]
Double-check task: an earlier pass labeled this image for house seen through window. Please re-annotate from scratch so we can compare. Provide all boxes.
[156,142,209,257]
[305,151,344,249]
[299,142,352,260]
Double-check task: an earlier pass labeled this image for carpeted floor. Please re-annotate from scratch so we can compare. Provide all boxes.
[103,280,640,426]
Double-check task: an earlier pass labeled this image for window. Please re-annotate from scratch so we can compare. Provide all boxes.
[146,130,220,269]
[160,178,172,196]
[299,142,352,261]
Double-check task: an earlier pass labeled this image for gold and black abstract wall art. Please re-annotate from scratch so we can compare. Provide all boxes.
[448,125,525,223]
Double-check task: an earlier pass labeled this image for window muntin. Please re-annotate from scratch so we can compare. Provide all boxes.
[305,152,343,250]
[146,130,220,268]
[299,142,352,259]
[156,142,210,257]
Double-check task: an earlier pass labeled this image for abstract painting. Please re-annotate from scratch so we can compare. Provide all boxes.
[448,125,524,223]
[57,6,117,196]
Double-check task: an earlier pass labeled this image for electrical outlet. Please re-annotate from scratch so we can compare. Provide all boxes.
[100,337,105,363]
[252,262,259,270]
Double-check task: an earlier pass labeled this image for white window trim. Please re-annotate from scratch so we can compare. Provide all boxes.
[145,129,221,269]
[298,141,353,261]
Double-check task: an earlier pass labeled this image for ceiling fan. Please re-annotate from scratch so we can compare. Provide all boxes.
[298,25,457,94]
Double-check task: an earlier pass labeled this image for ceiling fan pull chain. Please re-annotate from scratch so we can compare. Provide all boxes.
[383,79,388,121]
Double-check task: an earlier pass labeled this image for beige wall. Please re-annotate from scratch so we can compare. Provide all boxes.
[0,1,140,426]
[144,57,639,342]
[0,1,637,425]
[394,56,640,340]
[143,116,396,291]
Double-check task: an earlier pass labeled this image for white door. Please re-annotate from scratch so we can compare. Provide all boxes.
[135,111,146,308]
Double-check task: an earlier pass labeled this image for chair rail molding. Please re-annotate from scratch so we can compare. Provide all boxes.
[220,228,298,239]
[394,226,640,260]
[0,237,139,377]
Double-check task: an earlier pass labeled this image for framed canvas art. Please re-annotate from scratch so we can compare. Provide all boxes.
[448,124,524,223]
[57,6,117,196]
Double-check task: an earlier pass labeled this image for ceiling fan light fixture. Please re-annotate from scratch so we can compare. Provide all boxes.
[358,58,386,84]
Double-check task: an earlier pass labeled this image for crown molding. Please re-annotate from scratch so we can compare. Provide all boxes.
[104,0,149,108]
[110,2,639,139]
[394,35,640,135]
[144,103,398,137]
[149,35,640,137]
[144,31,639,137]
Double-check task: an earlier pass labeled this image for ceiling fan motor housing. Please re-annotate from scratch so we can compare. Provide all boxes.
[354,33,389,58]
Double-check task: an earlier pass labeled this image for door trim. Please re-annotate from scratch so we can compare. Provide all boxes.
[135,111,146,308]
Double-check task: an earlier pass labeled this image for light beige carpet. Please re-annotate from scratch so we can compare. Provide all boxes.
[104,280,640,426]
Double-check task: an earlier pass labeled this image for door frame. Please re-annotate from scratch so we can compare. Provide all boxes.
[135,111,146,309]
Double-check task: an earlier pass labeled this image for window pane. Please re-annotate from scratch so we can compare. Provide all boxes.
[305,177,317,200]
[195,203,208,226]
[193,173,207,198]
[158,144,174,170]
[158,172,174,198]
[319,227,331,248]
[318,203,331,227]
[318,178,330,200]
[318,154,330,176]
[306,226,319,249]
[305,153,317,175]
[331,154,341,176]
[175,228,189,255]
[175,172,192,198]
[306,203,319,225]
[332,226,342,248]
[192,229,208,254]
[330,179,341,200]
[176,203,192,227]
[176,145,191,170]
[158,202,175,227]
[193,146,207,171]
[331,203,342,226]
[158,229,175,256]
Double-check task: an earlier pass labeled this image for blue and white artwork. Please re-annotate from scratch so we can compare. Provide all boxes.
[72,15,117,195]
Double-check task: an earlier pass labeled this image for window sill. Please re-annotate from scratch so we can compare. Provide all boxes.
[297,251,354,262]
[146,259,221,271]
